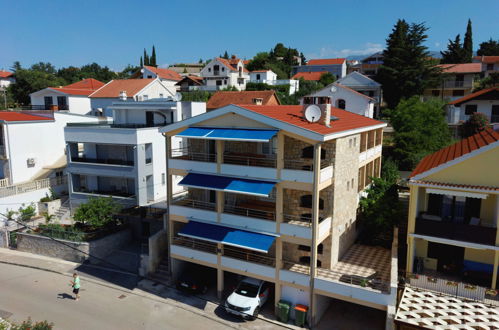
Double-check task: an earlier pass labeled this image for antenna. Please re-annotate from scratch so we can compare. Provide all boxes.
[304,105,322,123]
[173,92,183,102]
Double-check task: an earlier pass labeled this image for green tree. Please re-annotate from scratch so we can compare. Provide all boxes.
[377,20,441,109]
[150,45,157,67]
[473,72,499,91]
[318,72,336,86]
[18,203,36,223]
[180,90,213,102]
[463,19,473,62]
[477,38,499,56]
[390,96,452,170]
[140,56,143,67]
[460,112,490,138]
[1,209,17,222]
[116,65,140,79]
[222,51,229,59]
[57,66,82,84]
[73,197,121,228]
[300,52,307,65]
[79,63,116,82]
[441,34,467,64]
[9,317,54,330]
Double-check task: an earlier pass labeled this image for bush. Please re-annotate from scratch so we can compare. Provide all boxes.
[38,224,85,242]
[460,112,489,138]
[18,203,36,223]
[73,197,121,228]
[9,317,53,330]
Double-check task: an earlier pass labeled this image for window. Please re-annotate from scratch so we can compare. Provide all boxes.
[367,130,375,149]
[162,173,166,185]
[301,146,326,159]
[365,162,373,185]
[145,143,152,164]
[375,128,382,146]
[351,178,354,188]
[208,68,211,72]
[452,90,465,97]
[300,195,324,209]
[491,105,499,123]
[147,75,153,78]
[143,95,148,101]
[224,79,227,85]
[298,244,323,254]
[44,96,53,108]
[349,139,353,148]
[256,74,261,80]
[353,137,357,147]
[337,99,346,109]
[216,80,222,86]
[486,63,494,71]
[358,166,365,192]
[159,93,164,98]
[222,67,225,72]
[347,181,350,190]
[360,132,367,152]
[368,91,374,97]
[57,96,67,110]
[464,104,477,115]
[431,90,440,97]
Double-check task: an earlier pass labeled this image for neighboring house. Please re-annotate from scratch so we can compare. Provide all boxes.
[473,55,499,77]
[206,90,280,111]
[447,87,499,124]
[336,72,382,116]
[359,52,384,78]
[132,65,182,90]
[424,63,482,101]
[300,82,375,118]
[249,70,299,95]
[175,75,204,92]
[168,63,205,76]
[64,98,206,209]
[0,110,101,214]
[292,58,347,79]
[0,71,15,89]
[199,56,250,91]
[291,71,328,81]
[29,78,104,115]
[89,78,176,116]
[160,103,395,326]
[396,129,499,329]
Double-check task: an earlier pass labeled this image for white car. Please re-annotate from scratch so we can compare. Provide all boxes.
[225,277,270,320]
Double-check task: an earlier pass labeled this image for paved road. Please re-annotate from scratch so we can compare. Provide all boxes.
[0,263,284,330]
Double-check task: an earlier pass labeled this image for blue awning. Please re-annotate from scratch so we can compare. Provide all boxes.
[176,127,278,142]
[178,221,276,253]
[179,173,275,197]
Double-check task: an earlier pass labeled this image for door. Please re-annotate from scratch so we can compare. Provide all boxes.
[44,96,53,109]
[146,112,154,127]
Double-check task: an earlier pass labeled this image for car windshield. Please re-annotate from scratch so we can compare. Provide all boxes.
[235,282,259,297]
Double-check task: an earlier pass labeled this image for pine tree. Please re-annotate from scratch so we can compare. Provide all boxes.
[223,51,229,59]
[441,34,467,64]
[151,45,157,67]
[140,56,143,67]
[377,20,441,109]
[463,19,473,62]
[477,38,499,56]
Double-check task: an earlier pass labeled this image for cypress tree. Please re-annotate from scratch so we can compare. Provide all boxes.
[151,45,157,67]
[140,56,143,67]
[143,49,149,66]
[463,19,473,62]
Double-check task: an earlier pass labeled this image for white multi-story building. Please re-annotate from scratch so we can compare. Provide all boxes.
[89,78,176,116]
[249,69,299,95]
[29,78,104,115]
[199,56,249,91]
[64,98,206,209]
[473,55,499,77]
[336,72,382,117]
[447,87,499,124]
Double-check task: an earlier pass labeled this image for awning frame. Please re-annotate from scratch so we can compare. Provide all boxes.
[176,127,278,142]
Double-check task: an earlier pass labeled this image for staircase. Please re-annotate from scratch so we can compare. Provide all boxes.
[149,257,170,285]
[54,198,71,223]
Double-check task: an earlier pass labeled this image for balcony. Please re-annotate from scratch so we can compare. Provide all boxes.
[442,80,473,88]
[415,218,497,246]
[71,156,134,166]
[223,201,276,221]
[223,152,276,168]
[73,188,135,198]
[172,197,216,212]
[171,148,216,162]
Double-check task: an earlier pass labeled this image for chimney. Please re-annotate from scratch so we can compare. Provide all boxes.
[321,103,332,127]
[253,98,263,105]
[119,90,127,101]
[231,55,236,60]
[302,97,332,127]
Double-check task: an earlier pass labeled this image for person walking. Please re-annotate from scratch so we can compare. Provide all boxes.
[70,272,80,301]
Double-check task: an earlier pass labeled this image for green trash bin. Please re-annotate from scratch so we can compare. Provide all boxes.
[294,304,308,327]
[276,300,291,323]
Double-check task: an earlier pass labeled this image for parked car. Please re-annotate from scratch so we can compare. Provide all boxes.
[225,277,270,320]
[176,266,209,294]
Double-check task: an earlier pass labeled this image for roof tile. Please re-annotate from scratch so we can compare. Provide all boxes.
[89,79,155,98]
[207,91,280,110]
[144,66,182,81]
[0,111,53,122]
[307,58,346,65]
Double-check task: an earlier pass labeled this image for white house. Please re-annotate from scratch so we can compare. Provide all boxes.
[249,69,299,95]
[0,110,101,214]
[89,78,176,117]
[132,65,182,91]
[0,71,15,89]
[292,58,347,79]
[199,56,250,91]
[336,72,382,117]
[447,87,499,124]
[301,82,375,118]
[30,78,105,115]
[473,56,499,77]
[64,98,206,209]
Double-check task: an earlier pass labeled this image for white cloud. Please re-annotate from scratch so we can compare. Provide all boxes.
[306,42,383,59]
[434,42,441,48]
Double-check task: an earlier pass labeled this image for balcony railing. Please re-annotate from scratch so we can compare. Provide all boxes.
[443,80,473,88]
[74,189,135,198]
[21,105,68,111]
[223,246,276,267]
[224,203,276,221]
[172,236,217,254]
[71,157,134,166]
[223,153,276,168]
[284,159,329,171]
[172,197,216,211]
[415,218,497,246]
[0,145,5,158]
[283,213,312,227]
[170,148,216,163]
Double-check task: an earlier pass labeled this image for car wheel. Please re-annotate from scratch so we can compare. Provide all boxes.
[251,307,260,321]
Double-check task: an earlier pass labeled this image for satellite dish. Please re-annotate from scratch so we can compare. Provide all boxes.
[173,92,182,101]
[304,105,322,123]
[330,86,337,93]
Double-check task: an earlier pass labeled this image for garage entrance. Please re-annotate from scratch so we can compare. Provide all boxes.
[316,297,386,329]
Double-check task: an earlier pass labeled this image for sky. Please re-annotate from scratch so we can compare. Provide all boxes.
[1,0,498,72]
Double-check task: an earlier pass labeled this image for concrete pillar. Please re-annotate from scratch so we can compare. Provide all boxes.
[492,251,499,289]
[216,140,223,173]
[275,184,283,232]
[406,236,415,273]
[217,243,224,300]
[276,132,284,179]
[274,238,282,314]
[216,191,224,223]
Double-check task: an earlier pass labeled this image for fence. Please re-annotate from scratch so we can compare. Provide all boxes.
[0,178,9,188]
[0,176,67,198]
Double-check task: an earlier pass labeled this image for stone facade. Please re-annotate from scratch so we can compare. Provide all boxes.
[283,188,333,221]
[224,141,258,154]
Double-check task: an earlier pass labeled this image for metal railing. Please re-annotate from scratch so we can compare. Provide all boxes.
[170,148,216,163]
[0,145,6,158]
[404,272,499,305]
[223,204,276,221]
[73,189,135,198]
[0,176,67,198]
[282,213,312,227]
[223,153,276,168]
[172,236,218,254]
[172,197,216,211]
[443,80,473,88]
[283,159,329,171]
[71,157,134,166]
[223,247,276,267]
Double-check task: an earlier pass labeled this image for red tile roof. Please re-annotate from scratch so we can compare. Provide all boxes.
[207,91,280,110]
[438,63,481,73]
[410,180,499,192]
[237,105,384,136]
[144,66,182,81]
[410,128,499,178]
[0,111,53,122]
[307,58,346,66]
[216,58,249,73]
[449,87,499,106]
[0,71,13,78]
[89,79,155,98]
[251,70,272,73]
[292,71,328,81]
[49,78,105,96]
[473,56,499,64]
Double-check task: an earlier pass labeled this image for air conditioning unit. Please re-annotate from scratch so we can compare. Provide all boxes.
[26,158,36,167]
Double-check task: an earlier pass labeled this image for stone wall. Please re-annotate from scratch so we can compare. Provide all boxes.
[283,188,333,221]
[17,228,132,264]
[224,141,258,154]
[188,139,207,153]
[37,199,61,216]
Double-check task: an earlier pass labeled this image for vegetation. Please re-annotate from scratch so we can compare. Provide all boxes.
[2,317,53,330]
[18,203,36,223]
[376,20,441,109]
[318,72,336,86]
[460,112,490,138]
[473,72,499,91]
[180,90,213,102]
[42,212,55,224]
[441,35,468,64]
[477,38,499,56]
[73,197,121,228]
[141,45,157,67]
[389,97,452,170]
[39,188,58,203]
[37,223,85,242]
[463,19,473,62]
[358,159,401,247]
[246,43,301,79]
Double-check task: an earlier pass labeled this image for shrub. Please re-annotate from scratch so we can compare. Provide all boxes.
[9,317,54,330]
[73,197,121,228]
[18,203,36,223]
[38,224,85,242]
[460,112,490,138]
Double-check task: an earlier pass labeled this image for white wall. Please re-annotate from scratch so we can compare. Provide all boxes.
[0,77,14,88]
[139,81,176,100]
[453,99,499,123]
[281,285,310,319]
[67,96,92,115]
[0,188,50,215]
